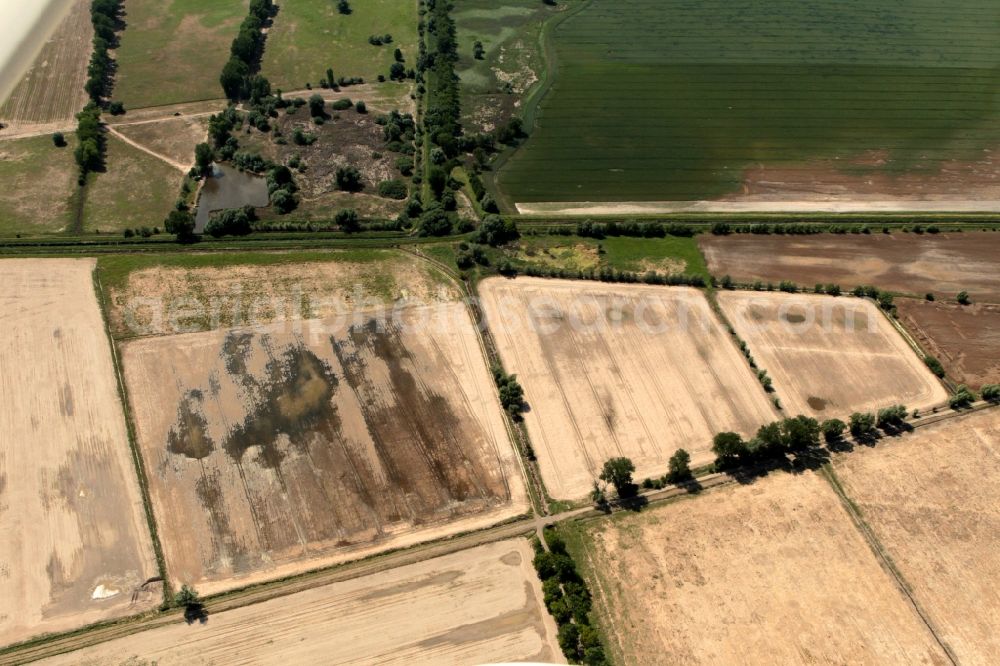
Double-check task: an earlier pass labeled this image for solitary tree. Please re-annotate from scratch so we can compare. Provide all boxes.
[335,166,363,192]
[712,431,748,467]
[599,457,636,498]
[473,40,485,59]
[52,132,66,147]
[337,0,351,14]
[821,418,846,443]
[308,93,326,118]
[849,412,877,439]
[164,210,196,241]
[667,448,691,482]
[194,142,214,176]
[957,291,971,305]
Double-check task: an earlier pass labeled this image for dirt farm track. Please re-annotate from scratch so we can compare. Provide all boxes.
[0,259,158,647]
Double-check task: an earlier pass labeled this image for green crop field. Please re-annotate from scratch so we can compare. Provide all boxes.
[115,0,248,108]
[496,0,1000,205]
[261,0,418,90]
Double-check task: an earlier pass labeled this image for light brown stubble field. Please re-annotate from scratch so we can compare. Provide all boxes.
[0,0,91,132]
[833,408,1000,664]
[478,278,777,500]
[718,291,948,418]
[39,539,564,665]
[118,258,527,594]
[0,259,158,647]
[564,471,949,665]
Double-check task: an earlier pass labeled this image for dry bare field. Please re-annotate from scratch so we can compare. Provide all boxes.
[563,471,949,665]
[718,291,948,418]
[0,259,158,647]
[116,256,525,595]
[40,539,563,665]
[0,0,91,132]
[897,299,1000,389]
[478,278,777,499]
[700,232,1000,303]
[832,408,1000,664]
[112,115,209,167]
[0,134,78,235]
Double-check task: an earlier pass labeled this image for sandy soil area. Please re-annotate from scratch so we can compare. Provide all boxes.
[0,259,158,647]
[833,408,1000,664]
[121,301,526,596]
[0,0,91,132]
[718,291,948,418]
[40,538,564,665]
[517,200,1000,215]
[570,471,949,665]
[700,232,1000,303]
[897,299,1000,389]
[478,278,777,499]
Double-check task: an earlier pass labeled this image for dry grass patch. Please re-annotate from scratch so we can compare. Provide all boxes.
[478,277,777,499]
[718,291,948,418]
[565,471,949,665]
[0,134,78,235]
[0,259,159,647]
[113,115,209,166]
[832,408,1000,664]
[39,539,563,665]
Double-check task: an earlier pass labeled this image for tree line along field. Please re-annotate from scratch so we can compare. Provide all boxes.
[261,0,418,91]
[496,0,1000,207]
[0,0,91,131]
[559,470,950,664]
[103,252,527,595]
[37,539,563,665]
[0,259,159,647]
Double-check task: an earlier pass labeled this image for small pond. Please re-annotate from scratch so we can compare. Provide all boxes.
[194,163,269,232]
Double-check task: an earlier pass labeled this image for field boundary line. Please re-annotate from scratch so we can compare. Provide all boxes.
[90,267,172,600]
[820,464,959,665]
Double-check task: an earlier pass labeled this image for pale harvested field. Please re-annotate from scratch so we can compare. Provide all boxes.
[121,300,526,595]
[40,539,563,665]
[718,291,948,418]
[478,278,777,499]
[566,471,949,665]
[0,0,90,131]
[833,408,1000,664]
[0,259,158,648]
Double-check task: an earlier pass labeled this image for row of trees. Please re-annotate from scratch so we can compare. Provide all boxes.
[220,0,276,100]
[86,0,123,104]
[532,531,610,665]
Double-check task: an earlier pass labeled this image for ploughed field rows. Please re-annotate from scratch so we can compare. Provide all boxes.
[562,471,950,664]
[699,232,1000,303]
[497,0,1000,205]
[897,299,1000,389]
[121,302,526,595]
[0,259,158,648]
[831,408,1000,663]
[478,278,778,499]
[38,539,564,665]
[718,291,948,417]
[0,0,92,130]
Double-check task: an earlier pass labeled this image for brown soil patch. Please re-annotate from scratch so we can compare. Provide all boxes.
[570,471,949,664]
[39,539,563,665]
[718,291,948,417]
[121,302,526,595]
[0,259,158,647]
[479,278,777,499]
[700,232,1000,303]
[833,408,1000,664]
[897,299,1000,389]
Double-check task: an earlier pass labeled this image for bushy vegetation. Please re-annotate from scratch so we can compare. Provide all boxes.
[577,220,696,239]
[949,385,976,410]
[532,532,611,665]
[712,415,821,468]
[204,205,256,237]
[74,104,105,181]
[492,365,525,416]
